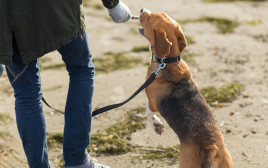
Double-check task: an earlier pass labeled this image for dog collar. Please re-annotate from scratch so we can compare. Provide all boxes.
[152,53,181,64]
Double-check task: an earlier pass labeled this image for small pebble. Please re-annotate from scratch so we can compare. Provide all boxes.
[239,99,253,107]
[262,98,268,104]
[235,112,240,116]
[245,113,252,118]
[243,134,249,138]
[226,129,232,134]
[242,94,249,98]
[242,151,248,158]
[251,128,257,134]
[136,113,142,117]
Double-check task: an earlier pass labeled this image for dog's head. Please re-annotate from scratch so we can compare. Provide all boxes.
[139,9,186,59]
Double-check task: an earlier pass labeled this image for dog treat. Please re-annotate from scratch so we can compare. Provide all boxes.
[131,15,139,19]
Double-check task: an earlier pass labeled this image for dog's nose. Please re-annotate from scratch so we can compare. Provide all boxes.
[140,9,152,14]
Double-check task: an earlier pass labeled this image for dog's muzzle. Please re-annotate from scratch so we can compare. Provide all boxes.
[140,8,152,14]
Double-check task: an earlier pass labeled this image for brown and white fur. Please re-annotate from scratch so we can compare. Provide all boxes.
[139,9,233,168]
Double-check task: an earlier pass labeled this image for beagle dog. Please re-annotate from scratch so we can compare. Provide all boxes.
[139,9,233,168]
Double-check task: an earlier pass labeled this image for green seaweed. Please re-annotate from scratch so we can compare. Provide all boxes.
[43,85,62,92]
[180,17,239,34]
[51,107,180,166]
[47,133,63,149]
[131,46,149,53]
[204,0,265,2]
[39,57,52,64]
[41,63,66,71]
[181,49,198,64]
[0,131,11,140]
[201,83,243,107]
[106,108,146,138]
[0,113,11,125]
[243,19,262,26]
[89,107,146,154]
[185,35,196,45]
[93,52,145,74]
[92,4,104,10]
[90,133,132,154]
[140,145,180,165]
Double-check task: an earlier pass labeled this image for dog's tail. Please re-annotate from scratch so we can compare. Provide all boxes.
[200,144,218,168]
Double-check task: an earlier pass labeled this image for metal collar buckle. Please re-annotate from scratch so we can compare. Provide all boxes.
[177,55,180,62]
[160,57,167,64]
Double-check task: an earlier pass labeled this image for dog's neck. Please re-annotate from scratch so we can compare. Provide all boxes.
[152,53,180,64]
[161,60,192,82]
[153,52,195,84]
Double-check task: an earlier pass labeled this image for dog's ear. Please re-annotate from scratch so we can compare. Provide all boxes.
[176,25,187,53]
[153,28,172,58]
[178,36,186,52]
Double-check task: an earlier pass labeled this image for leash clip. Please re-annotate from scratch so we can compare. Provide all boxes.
[153,63,166,78]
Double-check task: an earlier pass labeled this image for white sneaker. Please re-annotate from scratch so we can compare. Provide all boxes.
[66,160,110,168]
[91,162,110,168]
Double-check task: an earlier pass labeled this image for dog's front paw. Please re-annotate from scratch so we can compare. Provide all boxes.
[154,122,164,135]
[152,115,164,135]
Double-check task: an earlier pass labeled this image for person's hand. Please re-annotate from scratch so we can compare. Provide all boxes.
[108,1,131,23]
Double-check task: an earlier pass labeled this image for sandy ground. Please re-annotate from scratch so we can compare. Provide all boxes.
[1,0,268,167]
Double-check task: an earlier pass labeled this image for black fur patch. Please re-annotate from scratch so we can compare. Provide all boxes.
[158,79,219,146]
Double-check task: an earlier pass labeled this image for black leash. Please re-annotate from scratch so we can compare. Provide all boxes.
[42,97,65,114]
[42,63,167,116]
[92,55,180,116]
[42,55,181,117]
[92,69,157,116]
[92,63,167,116]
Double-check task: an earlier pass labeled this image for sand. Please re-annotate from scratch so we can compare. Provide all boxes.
[0,0,268,167]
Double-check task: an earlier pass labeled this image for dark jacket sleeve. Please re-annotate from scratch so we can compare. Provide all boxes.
[101,0,119,9]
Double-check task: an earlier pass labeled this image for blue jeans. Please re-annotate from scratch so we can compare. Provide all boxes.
[6,32,94,168]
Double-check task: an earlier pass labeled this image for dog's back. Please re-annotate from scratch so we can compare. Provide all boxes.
[158,79,232,168]
[158,79,218,144]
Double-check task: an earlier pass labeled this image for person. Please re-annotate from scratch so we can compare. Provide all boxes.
[0,0,131,168]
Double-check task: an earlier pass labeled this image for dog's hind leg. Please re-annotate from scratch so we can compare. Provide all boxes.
[146,101,164,135]
[180,144,202,168]
[200,144,218,168]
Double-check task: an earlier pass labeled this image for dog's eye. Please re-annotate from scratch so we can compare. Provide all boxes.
[147,16,150,22]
